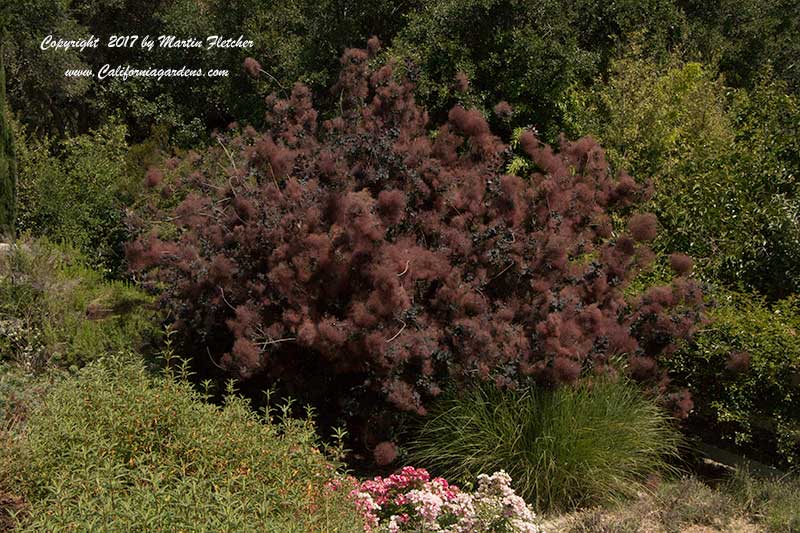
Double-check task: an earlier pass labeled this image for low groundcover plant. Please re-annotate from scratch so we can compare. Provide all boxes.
[1,354,363,531]
[343,466,542,532]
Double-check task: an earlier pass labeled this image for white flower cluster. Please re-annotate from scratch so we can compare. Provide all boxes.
[350,466,542,533]
[472,471,540,533]
[0,318,48,371]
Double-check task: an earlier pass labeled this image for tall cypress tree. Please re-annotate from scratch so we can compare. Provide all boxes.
[0,24,17,238]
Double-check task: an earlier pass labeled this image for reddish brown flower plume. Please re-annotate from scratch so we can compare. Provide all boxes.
[244,57,261,79]
[373,441,398,466]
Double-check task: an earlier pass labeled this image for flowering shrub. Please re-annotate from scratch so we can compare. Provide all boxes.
[349,466,541,532]
[128,41,703,445]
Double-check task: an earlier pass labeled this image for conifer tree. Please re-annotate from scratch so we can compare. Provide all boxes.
[0,24,17,238]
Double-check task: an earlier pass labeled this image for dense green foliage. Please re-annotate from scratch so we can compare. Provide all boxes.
[0,355,362,531]
[2,1,90,136]
[681,0,800,92]
[0,28,17,238]
[563,47,800,462]
[563,52,800,298]
[390,0,685,138]
[0,240,158,369]
[408,379,681,511]
[558,37,800,470]
[10,0,797,144]
[15,121,137,275]
[669,291,800,464]
[5,0,416,142]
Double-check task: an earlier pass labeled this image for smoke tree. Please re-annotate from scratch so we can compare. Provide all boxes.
[128,41,703,443]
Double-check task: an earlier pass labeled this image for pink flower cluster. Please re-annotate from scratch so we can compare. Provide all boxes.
[348,466,542,532]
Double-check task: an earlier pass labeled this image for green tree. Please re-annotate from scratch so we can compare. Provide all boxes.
[5,0,416,144]
[15,120,134,276]
[0,24,18,238]
[3,0,91,137]
[390,0,686,139]
[562,50,800,298]
[681,0,800,93]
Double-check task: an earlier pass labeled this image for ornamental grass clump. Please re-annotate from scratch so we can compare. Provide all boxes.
[407,379,682,512]
[128,39,703,447]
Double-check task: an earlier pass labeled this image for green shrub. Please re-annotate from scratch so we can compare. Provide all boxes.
[726,72,800,297]
[407,379,681,512]
[562,53,739,277]
[562,51,800,298]
[561,50,733,183]
[1,354,363,531]
[669,290,800,465]
[15,120,136,276]
[0,239,158,369]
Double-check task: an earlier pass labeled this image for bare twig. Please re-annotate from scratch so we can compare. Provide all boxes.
[152,212,212,224]
[386,320,407,343]
[475,286,488,303]
[218,286,237,311]
[206,346,226,371]
[267,162,283,197]
[397,260,410,277]
[217,137,237,170]
[486,260,515,284]
[258,67,288,93]
[257,337,297,347]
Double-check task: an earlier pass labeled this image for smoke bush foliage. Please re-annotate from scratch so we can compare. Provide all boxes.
[129,42,703,438]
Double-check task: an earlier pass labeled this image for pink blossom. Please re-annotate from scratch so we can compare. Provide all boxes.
[349,467,541,532]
